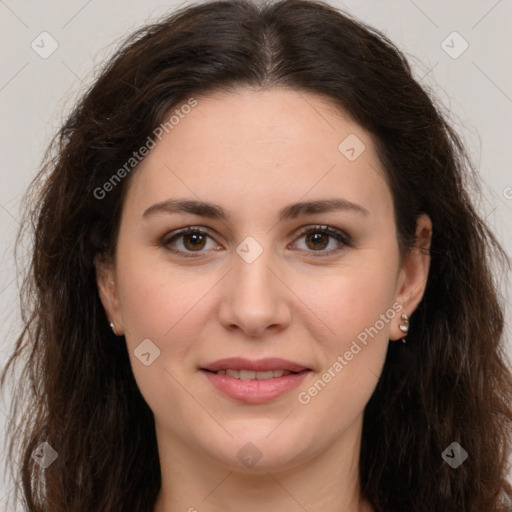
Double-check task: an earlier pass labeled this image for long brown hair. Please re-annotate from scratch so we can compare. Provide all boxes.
[2,1,512,510]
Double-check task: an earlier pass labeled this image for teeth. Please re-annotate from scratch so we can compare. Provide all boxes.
[239,369,256,380]
[226,369,241,379]
[252,370,274,380]
[216,369,293,380]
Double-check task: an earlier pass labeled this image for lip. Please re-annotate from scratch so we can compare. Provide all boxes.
[200,357,312,404]
[201,369,310,403]
[201,357,309,373]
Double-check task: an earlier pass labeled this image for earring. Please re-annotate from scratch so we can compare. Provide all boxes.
[109,321,117,336]
[398,313,409,343]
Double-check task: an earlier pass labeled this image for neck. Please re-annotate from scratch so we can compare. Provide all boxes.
[153,415,373,512]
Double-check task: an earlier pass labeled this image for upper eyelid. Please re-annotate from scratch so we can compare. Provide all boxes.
[163,225,350,249]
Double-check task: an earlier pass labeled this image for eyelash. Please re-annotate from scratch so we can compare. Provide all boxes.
[161,225,352,258]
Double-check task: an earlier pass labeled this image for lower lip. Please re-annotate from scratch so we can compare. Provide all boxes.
[201,369,310,403]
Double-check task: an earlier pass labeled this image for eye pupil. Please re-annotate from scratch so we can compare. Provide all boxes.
[184,233,206,251]
[165,226,347,257]
[306,232,328,250]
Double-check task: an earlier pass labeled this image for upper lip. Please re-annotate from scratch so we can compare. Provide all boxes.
[201,357,310,373]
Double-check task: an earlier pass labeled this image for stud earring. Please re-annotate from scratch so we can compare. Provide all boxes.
[109,321,117,335]
[398,313,409,343]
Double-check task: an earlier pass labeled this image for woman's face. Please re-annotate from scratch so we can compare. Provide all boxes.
[97,87,430,473]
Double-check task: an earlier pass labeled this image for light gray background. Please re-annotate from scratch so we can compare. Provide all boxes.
[1,0,511,509]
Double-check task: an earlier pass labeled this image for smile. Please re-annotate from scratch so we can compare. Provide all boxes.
[211,369,295,380]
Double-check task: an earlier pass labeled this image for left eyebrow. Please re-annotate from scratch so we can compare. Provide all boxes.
[279,198,369,220]
[141,197,370,221]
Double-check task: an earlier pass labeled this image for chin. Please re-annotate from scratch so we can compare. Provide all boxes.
[201,428,313,473]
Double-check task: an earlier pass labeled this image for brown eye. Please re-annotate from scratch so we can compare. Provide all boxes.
[291,225,351,256]
[163,227,221,257]
[304,231,329,251]
[181,232,207,251]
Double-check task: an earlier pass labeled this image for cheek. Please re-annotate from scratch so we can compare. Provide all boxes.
[114,255,214,419]
[297,258,399,349]
[291,257,397,423]
[116,255,214,350]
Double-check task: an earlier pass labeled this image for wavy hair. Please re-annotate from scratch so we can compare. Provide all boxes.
[2,0,512,510]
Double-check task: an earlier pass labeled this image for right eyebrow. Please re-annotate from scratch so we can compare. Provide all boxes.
[141,197,369,221]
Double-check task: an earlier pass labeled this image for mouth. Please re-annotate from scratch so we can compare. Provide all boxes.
[202,368,300,380]
[200,358,312,403]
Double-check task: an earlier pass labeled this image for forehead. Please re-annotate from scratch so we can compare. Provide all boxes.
[156,87,368,165]
[124,87,393,222]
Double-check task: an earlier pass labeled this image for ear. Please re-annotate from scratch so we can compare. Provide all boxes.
[389,213,432,341]
[94,253,124,336]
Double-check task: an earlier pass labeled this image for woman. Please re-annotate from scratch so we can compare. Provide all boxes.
[2,0,511,510]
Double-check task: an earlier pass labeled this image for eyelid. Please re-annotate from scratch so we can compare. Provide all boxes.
[289,225,352,257]
[293,225,351,245]
[161,226,221,258]
[161,224,351,257]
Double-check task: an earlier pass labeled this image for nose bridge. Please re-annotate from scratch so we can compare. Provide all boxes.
[232,234,279,302]
[218,233,290,335]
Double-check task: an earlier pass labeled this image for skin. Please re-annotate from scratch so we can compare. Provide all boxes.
[96,87,432,512]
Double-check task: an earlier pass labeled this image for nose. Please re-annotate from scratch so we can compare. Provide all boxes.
[217,241,292,338]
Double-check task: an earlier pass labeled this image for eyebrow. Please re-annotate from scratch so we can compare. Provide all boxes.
[142,197,369,221]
